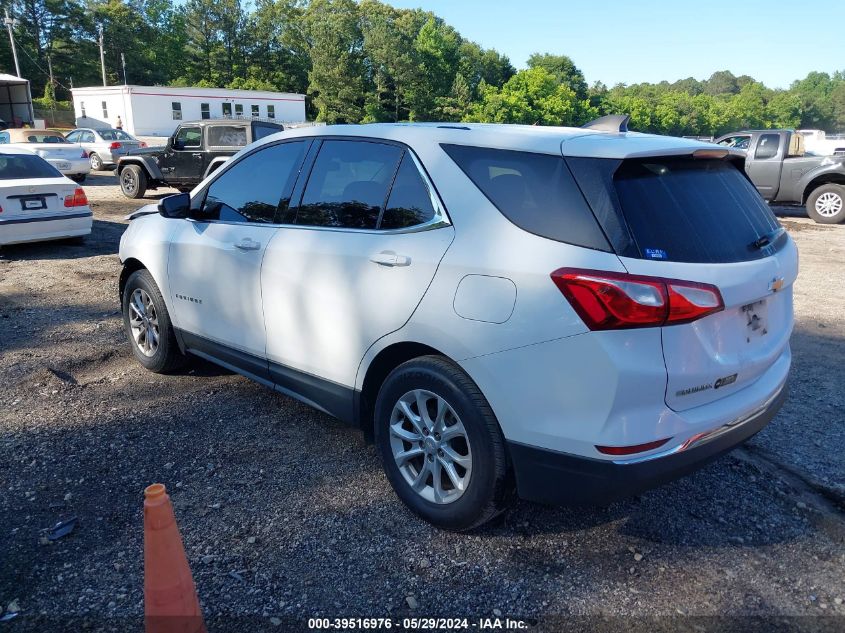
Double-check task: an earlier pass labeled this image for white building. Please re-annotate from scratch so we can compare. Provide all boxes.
[70,85,306,136]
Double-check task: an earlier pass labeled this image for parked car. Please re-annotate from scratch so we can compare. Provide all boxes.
[65,127,146,171]
[0,147,92,246]
[116,119,283,198]
[715,129,845,223]
[0,128,90,182]
[119,120,796,530]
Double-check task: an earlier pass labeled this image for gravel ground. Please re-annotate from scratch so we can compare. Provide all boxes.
[1,174,844,631]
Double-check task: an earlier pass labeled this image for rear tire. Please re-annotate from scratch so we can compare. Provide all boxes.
[374,355,514,531]
[120,165,148,199]
[89,153,104,171]
[806,184,845,224]
[122,269,187,373]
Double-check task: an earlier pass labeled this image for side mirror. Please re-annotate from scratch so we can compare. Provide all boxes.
[158,193,190,219]
[172,137,184,151]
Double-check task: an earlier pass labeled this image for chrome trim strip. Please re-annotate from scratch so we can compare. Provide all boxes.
[611,381,787,465]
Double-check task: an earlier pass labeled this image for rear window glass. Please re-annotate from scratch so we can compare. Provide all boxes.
[99,129,132,141]
[613,158,781,263]
[0,153,62,179]
[441,144,610,251]
[25,133,67,143]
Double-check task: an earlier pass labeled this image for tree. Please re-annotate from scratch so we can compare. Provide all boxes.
[526,52,588,100]
[465,67,593,126]
[703,70,740,96]
[304,0,364,123]
[406,15,460,120]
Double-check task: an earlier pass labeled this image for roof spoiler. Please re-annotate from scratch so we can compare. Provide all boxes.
[581,114,630,133]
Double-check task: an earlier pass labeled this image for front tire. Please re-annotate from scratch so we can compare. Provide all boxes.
[120,165,148,199]
[71,174,86,183]
[122,269,186,373]
[374,356,513,531]
[806,184,845,224]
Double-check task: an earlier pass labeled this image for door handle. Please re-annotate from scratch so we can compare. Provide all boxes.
[370,251,411,267]
[191,152,203,158]
[234,238,261,251]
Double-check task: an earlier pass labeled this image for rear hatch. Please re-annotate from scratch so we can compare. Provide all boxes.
[566,153,797,411]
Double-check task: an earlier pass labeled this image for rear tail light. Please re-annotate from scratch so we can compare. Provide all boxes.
[550,268,723,330]
[64,188,89,207]
[109,141,122,150]
[140,142,147,148]
[81,150,88,158]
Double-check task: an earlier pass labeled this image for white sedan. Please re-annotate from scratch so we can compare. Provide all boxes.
[0,147,92,246]
[0,128,90,182]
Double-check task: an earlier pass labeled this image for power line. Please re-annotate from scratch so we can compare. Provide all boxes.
[15,43,72,91]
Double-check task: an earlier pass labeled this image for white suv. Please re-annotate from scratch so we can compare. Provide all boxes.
[118,119,796,531]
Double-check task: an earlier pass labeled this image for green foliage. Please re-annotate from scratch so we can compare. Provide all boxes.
[464,67,596,126]
[1,1,844,134]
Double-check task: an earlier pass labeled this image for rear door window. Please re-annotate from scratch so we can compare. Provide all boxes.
[381,153,437,229]
[297,140,403,229]
[207,126,248,147]
[442,144,610,250]
[611,158,781,263]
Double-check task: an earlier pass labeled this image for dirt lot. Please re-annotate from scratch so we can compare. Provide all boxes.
[1,173,844,631]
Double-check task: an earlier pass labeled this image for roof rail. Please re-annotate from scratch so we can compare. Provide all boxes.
[581,114,630,133]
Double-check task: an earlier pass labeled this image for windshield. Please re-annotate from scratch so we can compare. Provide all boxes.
[0,153,62,179]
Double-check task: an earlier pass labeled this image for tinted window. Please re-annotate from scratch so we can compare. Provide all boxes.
[0,153,62,179]
[25,133,67,143]
[175,127,201,148]
[207,126,247,147]
[254,123,281,140]
[297,140,403,229]
[203,141,308,223]
[0,132,8,144]
[755,134,781,159]
[442,144,610,251]
[613,158,781,263]
[65,131,79,142]
[381,153,436,229]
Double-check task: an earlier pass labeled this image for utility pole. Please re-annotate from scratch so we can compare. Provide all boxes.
[121,52,127,85]
[47,54,56,125]
[98,24,107,86]
[3,10,21,77]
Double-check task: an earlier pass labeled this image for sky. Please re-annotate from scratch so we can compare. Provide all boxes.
[387,0,845,89]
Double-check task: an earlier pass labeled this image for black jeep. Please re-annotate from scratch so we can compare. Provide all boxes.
[116,119,284,198]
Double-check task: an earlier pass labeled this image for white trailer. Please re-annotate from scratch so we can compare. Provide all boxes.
[70,85,306,136]
[0,74,35,127]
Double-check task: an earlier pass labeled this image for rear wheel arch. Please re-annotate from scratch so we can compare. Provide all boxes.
[359,342,451,441]
[802,174,845,203]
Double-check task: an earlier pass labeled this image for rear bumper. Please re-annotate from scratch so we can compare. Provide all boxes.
[0,211,93,245]
[508,382,787,506]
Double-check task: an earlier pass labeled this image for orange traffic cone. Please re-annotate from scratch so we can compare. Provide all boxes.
[144,483,207,633]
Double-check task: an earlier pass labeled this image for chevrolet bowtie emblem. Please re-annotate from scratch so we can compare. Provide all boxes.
[769,277,785,292]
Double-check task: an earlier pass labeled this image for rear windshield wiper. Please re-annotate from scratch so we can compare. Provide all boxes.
[750,227,785,250]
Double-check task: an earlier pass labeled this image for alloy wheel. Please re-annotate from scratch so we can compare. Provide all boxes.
[815,191,843,218]
[389,389,472,504]
[90,153,103,170]
[128,288,160,357]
